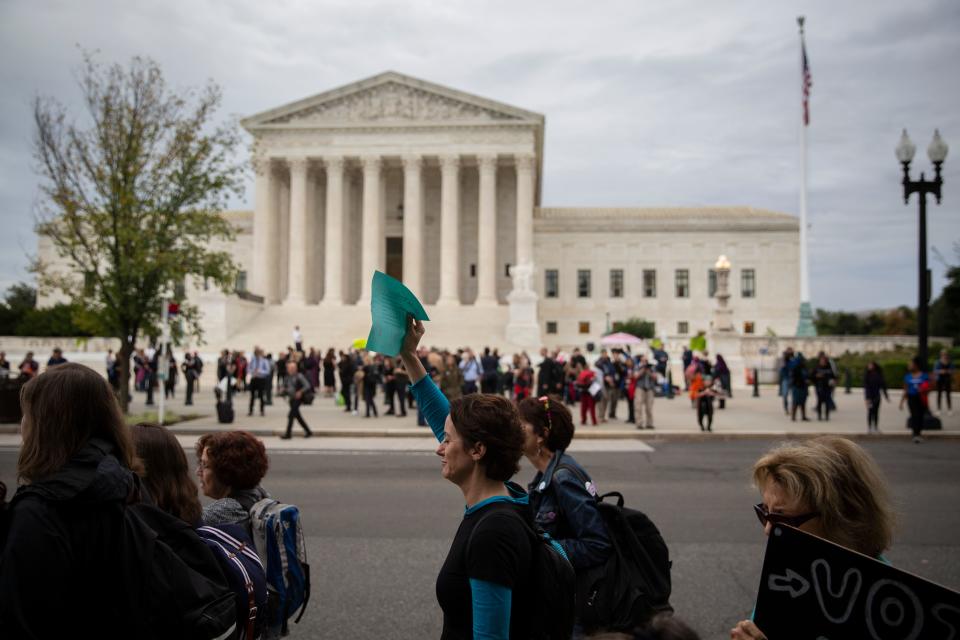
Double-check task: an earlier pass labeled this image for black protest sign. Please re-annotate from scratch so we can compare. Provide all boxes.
[754,525,960,640]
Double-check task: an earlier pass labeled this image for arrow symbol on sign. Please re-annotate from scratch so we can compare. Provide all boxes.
[768,568,811,598]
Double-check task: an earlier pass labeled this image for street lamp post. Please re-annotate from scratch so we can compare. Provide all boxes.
[896,129,949,369]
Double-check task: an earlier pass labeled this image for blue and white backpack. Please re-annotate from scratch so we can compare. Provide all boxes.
[248,499,311,637]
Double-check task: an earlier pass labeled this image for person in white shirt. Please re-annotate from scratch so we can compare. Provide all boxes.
[292,326,303,352]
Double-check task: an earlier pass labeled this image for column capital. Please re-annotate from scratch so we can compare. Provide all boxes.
[361,155,382,171]
[252,156,272,176]
[439,154,461,170]
[477,154,499,171]
[324,156,345,171]
[287,157,310,173]
[515,154,536,172]
[401,154,423,170]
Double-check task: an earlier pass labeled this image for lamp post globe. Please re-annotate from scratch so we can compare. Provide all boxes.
[928,129,949,164]
[896,129,916,164]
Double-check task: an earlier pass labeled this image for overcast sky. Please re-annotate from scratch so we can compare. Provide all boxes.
[1,0,958,310]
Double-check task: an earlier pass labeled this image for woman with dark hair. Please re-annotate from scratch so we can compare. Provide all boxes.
[863,361,889,434]
[714,354,731,410]
[323,348,337,396]
[0,363,146,635]
[196,430,270,527]
[398,317,540,639]
[518,395,611,635]
[812,353,836,421]
[132,422,203,526]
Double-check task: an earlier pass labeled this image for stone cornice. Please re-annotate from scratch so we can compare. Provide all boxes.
[535,207,799,233]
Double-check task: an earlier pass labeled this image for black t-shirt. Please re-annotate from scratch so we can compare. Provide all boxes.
[436,500,534,639]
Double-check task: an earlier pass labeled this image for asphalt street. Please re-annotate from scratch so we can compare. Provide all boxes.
[1,439,958,639]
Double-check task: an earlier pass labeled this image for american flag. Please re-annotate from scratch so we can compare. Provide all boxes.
[801,34,812,126]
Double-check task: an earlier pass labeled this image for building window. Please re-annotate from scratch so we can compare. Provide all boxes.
[579,321,590,334]
[743,321,755,334]
[609,269,624,298]
[504,263,511,277]
[545,269,559,298]
[678,321,689,334]
[546,321,558,334]
[708,269,717,298]
[675,269,689,298]
[470,264,476,277]
[643,269,657,297]
[235,270,248,293]
[741,269,756,298]
[577,269,591,298]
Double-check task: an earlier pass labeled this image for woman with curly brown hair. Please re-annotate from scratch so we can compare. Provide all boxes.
[195,430,270,528]
[398,317,545,639]
[131,422,203,526]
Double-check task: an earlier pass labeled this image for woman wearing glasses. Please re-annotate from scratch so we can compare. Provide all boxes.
[518,395,611,636]
[731,436,895,640]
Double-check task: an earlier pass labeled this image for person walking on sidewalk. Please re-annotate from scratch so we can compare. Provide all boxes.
[280,360,312,439]
[900,356,930,443]
[790,353,811,422]
[934,349,954,415]
[864,361,889,434]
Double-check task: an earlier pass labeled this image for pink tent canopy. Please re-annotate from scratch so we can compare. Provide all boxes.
[600,332,643,345]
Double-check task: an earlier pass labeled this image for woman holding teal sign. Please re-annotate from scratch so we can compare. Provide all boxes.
[398,316,542,639]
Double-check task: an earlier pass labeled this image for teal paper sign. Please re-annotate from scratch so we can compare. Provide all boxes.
[365,271,429,356]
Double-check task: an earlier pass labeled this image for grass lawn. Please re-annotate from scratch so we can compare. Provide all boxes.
[124,410,203,427]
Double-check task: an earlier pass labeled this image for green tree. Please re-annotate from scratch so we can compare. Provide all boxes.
[0,283,38,334]
[32,53,242,411]
[610,317,655,339]
[931,264,960,344]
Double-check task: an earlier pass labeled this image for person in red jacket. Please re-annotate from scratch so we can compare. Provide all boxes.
[576,368,598,426]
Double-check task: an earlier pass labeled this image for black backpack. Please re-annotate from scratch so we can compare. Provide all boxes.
[124,502,239,639]
[557,465,673,632]
[469,508,576,640]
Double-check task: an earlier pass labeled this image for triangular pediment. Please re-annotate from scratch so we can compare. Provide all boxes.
[242,72,543,129]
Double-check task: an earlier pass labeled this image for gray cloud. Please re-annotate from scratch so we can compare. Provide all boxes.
[0,0,957,311]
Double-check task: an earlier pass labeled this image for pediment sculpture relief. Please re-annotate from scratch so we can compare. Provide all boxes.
[265,82,520,124]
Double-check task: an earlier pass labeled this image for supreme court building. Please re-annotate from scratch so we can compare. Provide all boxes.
[40,72,802,351]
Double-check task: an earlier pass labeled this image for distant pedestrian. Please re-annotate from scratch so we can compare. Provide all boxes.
[292,326,303,353]
[695,375,719,432]
[812,354,836,421]
[900,356,930,443]
[46,347,67,369]
[281,359,313,439]
[439,353,464,403]
[576,367,599,426]
[933,349,954,415]
[714,354,731,409]
[459,349,482,395]
[180,351,198,406]
[777,347,795,415]
[18,351,39,380]
[633,358,657,429]
[338,351,356,413]
[362,354,382,418]
[247,347,271,416]
[0,351,10,377]
[790,353,810,422]
[322,348,337,396]
[480,347,500,394]
[863,361,889,434]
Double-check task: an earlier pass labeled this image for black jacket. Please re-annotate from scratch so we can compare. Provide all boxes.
[0,438,141,637]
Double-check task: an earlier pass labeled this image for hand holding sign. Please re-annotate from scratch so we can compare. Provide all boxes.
[365,271,429,357]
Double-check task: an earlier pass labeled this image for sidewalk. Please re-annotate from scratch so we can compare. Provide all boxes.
[107,385,960,438]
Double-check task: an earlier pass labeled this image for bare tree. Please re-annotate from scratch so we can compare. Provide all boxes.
[32,52,242,411]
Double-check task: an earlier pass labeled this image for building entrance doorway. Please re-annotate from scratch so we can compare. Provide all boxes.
[386,237,403,281]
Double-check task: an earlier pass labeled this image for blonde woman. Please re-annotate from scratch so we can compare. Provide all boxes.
[731,436,895,640]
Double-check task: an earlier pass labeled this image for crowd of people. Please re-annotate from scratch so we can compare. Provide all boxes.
[0,318,952,638]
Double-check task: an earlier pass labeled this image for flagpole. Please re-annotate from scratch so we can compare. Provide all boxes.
[796,15,817,336]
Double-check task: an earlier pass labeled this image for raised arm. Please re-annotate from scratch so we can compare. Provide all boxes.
[399,315,449,442]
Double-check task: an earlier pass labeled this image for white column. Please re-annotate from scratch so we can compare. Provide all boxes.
[476,154,498,305]
[251,157,274,301]
[401,155,424,297]
[284,158,310,304]
[323,156,345,304]
[358,156,382,304]
[515,154,535,267]
[437,155,461,306]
